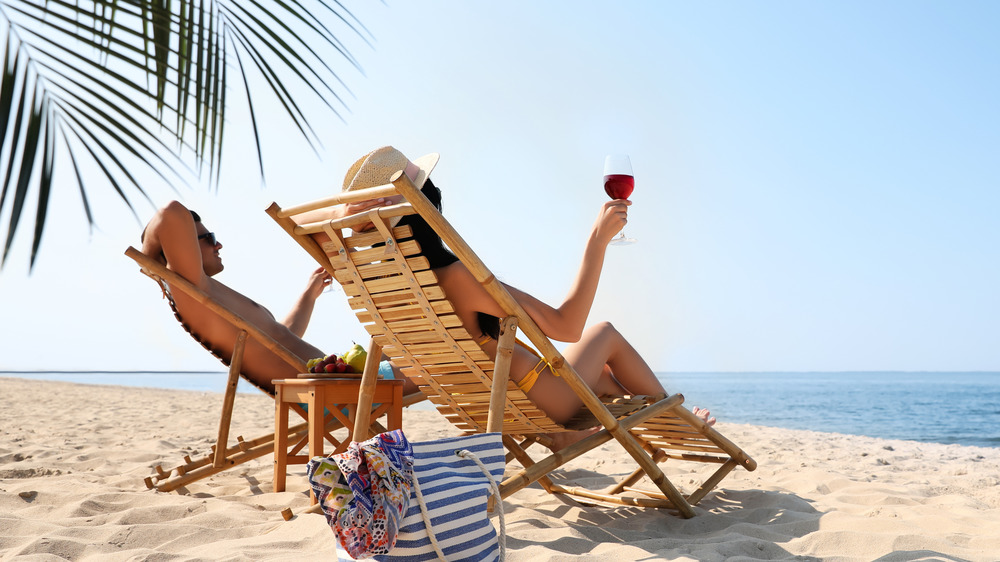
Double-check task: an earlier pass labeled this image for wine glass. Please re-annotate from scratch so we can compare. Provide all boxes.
[321,268,339,294]
[603,154,636,245]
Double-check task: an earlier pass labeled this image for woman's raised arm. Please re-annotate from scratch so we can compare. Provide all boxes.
[506,200,629,341]
[443,200,630,342]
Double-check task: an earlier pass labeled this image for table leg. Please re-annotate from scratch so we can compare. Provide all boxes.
[308,387,325,505]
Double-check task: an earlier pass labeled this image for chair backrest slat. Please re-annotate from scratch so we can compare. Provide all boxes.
[271,202,563,434]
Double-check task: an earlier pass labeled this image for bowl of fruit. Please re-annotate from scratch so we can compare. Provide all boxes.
[305,344,367,375]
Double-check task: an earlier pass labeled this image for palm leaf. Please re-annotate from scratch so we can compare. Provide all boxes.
[0,49,31,212]
[30,94,53,264]
[2,80,41,265]
[0,0,371,270]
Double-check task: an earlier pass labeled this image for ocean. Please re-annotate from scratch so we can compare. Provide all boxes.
[662,371,1000,448]
[4,371,998,448]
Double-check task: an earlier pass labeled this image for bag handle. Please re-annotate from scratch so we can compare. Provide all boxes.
[411,448,506,561]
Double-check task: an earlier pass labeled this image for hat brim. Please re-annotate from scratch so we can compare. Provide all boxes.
[355,151,439,233]
[384,152,438,230]
[408,152,440,191]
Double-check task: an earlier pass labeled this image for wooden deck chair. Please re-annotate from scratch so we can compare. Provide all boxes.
[124,246,422,492]
[265,174,757,518]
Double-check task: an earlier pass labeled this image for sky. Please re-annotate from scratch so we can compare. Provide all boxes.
[1,1,997,373]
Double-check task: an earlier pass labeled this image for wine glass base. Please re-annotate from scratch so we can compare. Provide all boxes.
[610,237,636,246]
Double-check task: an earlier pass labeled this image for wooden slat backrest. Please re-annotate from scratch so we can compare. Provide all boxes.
[311,212,563,434]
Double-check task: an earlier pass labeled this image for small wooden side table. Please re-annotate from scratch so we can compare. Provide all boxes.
[273,377,404,495]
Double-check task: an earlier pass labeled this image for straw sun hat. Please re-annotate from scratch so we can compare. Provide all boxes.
[342,146,439,194]
[341,146,440,228]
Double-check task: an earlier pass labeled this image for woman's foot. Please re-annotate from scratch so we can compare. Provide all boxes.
[692,406,716,426]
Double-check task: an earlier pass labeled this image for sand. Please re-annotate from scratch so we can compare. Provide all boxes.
[2,377,999,561]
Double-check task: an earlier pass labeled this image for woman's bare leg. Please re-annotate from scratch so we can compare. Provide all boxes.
[561,321,666,396]
[540,322,722,451]
[528,321,664,422]
[533,322,667,451]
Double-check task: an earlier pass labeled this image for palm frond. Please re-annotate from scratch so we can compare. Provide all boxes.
[0,0,371,270]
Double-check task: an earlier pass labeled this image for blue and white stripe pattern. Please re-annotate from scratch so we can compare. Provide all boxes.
[375,433,505,562]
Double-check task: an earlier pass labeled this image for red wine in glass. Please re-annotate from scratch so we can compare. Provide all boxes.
[603,155,636,244]
[604,174,634,200]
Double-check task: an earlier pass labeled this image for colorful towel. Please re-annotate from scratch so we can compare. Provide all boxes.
[307,429,414,558]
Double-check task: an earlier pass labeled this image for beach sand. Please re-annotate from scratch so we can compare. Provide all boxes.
[2,377,998,561]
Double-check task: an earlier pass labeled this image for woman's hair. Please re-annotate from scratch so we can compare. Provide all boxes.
[421,178,443,210]
[403,179,501,340]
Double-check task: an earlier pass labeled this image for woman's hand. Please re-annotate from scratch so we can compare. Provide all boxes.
[342,197,394,216]
[341,196,402,232]
[593,199,631,246]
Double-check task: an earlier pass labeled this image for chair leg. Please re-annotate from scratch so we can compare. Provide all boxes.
[214,330,247,468]
[148,409,330,492]
[487,317,517,432]
[604,449,669,496]
[497,431,684,509]
[618,459,738,507]
[608,416,695,517]
[149,430,289,492]
[351,338,383,442]
[502,395,741,516]
[501,435,555,493]
[686,459,739,506]
[499,428,614,499]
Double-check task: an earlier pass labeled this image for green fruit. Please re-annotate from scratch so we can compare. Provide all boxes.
[342,343,367,373]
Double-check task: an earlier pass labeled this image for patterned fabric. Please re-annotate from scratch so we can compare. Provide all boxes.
[307,429,414,559]
[375,433,505,562]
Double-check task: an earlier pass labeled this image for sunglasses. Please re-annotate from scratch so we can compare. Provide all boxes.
[197,232,218,246]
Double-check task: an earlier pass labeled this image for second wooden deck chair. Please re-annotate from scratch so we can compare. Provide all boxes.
[124,247,421,492]
[265,175,757,518]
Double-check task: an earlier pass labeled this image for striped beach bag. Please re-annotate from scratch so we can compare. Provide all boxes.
[375,432,506,562]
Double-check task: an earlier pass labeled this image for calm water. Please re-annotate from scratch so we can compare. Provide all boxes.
[5,371,999,448]
[660,372,1000,448]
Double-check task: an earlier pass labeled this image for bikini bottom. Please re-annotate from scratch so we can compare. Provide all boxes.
[476,335,558,393]
[517,358,550,393]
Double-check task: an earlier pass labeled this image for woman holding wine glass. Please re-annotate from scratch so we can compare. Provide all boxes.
[328,146,715,450]
[603,154,636,244]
